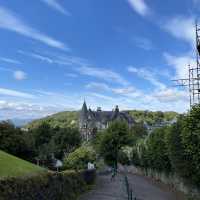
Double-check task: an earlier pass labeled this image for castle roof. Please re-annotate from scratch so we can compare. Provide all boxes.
[80,102,134,125]
[80,100,88,121]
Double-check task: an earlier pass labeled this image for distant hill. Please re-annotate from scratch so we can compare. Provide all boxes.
[26,111,78,129]
[10,118,34,127]
[26,110,178,129]
[0,150,46,179]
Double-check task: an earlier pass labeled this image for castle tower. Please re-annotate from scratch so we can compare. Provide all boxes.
[79,101,89,140]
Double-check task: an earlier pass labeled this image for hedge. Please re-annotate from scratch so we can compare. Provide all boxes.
[0,169,96,200]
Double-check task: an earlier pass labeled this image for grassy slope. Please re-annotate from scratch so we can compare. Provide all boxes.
[0,150,46,179]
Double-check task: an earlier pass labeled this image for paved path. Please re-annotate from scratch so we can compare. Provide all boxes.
[127,173,186,200]
[79,173,186,200]
[79,174,126,200]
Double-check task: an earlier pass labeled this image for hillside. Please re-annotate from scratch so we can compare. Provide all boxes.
[128,110,178,125]
[26,110,178,129]
[26,111,78,129]
[0,150,46,179]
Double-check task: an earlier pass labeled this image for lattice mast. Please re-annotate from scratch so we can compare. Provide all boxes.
[173,21,200,108]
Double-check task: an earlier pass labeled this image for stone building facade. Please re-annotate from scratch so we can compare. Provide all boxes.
[79,101,135,140]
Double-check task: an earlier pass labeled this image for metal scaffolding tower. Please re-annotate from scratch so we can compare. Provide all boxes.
[173,21,200,108]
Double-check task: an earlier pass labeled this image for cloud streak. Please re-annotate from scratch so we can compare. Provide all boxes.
[41,0,71,16]
[127,0,150,16]
[0,6,68,50]
[77,66,129,86]
[0,57,21,64]
[0,88,35,99]
[128,66,166,89]
[164,52,195,79]
[163,16,195,47]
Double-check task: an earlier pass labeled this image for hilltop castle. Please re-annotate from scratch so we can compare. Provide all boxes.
[79,101,135,140]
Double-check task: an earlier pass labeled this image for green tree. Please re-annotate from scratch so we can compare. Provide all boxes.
[130,122,148,141]
[53,127,81,158]
[0,121,32,160]
[145,127,171,172]
[180,105,200,186]
[99,121,133,167]
[165,116,187,177]
[33,122,53,149]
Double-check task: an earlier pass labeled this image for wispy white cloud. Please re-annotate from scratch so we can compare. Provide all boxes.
[0,6,68,50]
[19,50,88,66]
[86,82,110,91]
[127,0,150,16]
[0,88,35,99]
[153,88,188,103]
[128,66,166,89]
[0,57,21,64]
[163,16,195,47]
[77,66,129,86]
[86,81,142,97]
[40,0,71,16]
[18,50,54,63]
[13,70,27,80]
[164,52,195,79]
[89,92,116,102]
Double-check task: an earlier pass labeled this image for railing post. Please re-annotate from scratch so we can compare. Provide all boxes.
[124,175,136,200]
[130,189,132,200]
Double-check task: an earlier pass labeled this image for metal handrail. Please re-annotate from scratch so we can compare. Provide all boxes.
[124,175,136,200]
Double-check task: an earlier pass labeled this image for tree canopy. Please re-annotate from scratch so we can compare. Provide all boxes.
[98,121,134,166]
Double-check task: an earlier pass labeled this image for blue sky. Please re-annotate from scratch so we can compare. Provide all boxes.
[0,0,198,119]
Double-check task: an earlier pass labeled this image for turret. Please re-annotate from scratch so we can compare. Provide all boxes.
[80,100,88,121]
[115,105,119,113]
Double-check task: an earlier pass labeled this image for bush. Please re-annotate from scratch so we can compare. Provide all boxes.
[165,116,188,177]
[64,146,96,170]
[0,170,96,200]
[145,127,172,172]
[180,105,200,186]
[132,127,171,173]
[132,105,200,189]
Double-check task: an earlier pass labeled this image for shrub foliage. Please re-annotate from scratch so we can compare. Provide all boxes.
[132,104,200,188]
[64,146,96,170]
[0,170,96,200]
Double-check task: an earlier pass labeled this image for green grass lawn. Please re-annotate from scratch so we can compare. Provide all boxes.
[0,150,46,179]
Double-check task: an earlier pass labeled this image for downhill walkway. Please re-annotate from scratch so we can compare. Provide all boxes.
[79,173,186,200]
[79,174,126,200]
